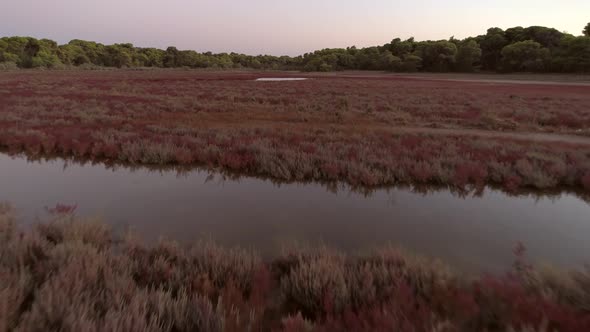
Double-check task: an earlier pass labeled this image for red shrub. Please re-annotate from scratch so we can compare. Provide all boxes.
[409,163,433,182]
[346,147,358,162]
[249,265,273,308]
[461,108,482,120]
[220,151,255,170]
[321,162,341,179]
[318,282,433,332]
[504,175,523,192]
[454,162,488,187]
[41,137,57,154]
[548,114,584,129]
[102,143,121,158]
[300,144,316,154]
[174,148,195,164]
[72,140,92,157]
[280,313,312,332]
[474,275,590,331]
[45,203,78,215]
[400,136,424,150]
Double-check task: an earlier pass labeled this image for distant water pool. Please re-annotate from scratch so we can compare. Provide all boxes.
[1,153,589,272]
[255,78,308,81]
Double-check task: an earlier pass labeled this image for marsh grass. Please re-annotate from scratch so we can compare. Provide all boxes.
[1,71,590,193]
[1,206,589,331]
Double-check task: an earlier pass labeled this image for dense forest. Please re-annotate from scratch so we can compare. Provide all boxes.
[1,24,589,72]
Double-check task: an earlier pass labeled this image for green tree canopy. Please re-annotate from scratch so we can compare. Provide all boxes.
[417,40,458,72]
[1,24,589,73]
[479,28,508,71]
[455,40,482,72]
[551,35,590,72]
[379,51,402,71]
[501,40,550,72]
[401,54,422,72]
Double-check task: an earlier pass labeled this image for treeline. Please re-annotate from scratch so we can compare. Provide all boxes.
[0,38,295,71]
[1,23,589,72]
[302,24,590,72]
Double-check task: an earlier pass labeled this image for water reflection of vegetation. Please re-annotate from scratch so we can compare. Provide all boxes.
[9,152,590,203]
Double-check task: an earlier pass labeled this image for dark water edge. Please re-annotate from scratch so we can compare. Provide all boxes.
[4,150,589,202]
[1,152,589,273]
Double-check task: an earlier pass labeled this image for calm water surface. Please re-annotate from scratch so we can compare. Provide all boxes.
[1,153,589,272]
[255,78,308,81]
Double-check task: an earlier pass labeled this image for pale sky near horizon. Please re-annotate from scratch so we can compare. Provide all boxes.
[2,1,589,55]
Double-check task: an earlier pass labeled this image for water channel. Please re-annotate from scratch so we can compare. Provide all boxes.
[1,153,589,272]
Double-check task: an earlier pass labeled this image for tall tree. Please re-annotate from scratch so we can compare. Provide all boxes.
[505,27,526,43]
[584,22,590,36]
[455,40,482,72]
[387,38,414,57]
[523,26,564,49]
[0,38,19,64]
[58,44,90,65]
[66,40,106,65]
[552,35,590,72]
[501,40,550,72]
[479,28,508,71]
[104,44,133,68]
[417,40,458,72]
[163,47,179,67]
[401,54,422,72]
[379,51,402,71]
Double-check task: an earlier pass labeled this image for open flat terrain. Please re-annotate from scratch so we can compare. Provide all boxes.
[309,71,590,84]
[1,70,590,192]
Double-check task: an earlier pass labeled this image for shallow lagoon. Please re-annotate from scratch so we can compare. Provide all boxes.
[1,153,589,272]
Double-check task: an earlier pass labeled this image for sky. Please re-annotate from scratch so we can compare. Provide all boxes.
[2,0,589,56]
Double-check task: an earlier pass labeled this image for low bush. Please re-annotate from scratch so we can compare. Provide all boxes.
[0,62,18,70]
